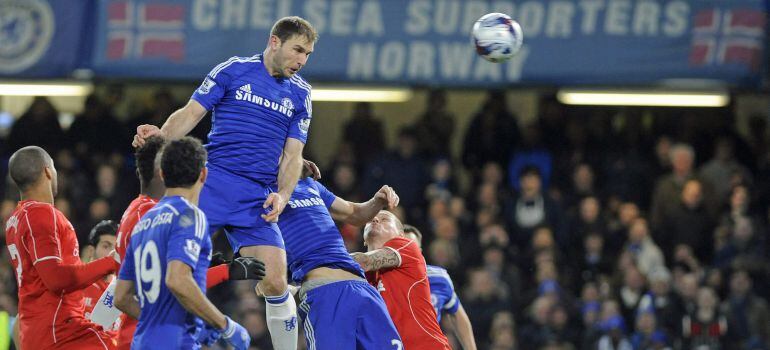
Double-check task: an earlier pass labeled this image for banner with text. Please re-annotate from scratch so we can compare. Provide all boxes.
[91,0,767,86]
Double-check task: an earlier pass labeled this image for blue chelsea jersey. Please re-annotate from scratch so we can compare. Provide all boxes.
[427,265,461,322]
[278,178,365,283]
[118,196,212,350]
[191,54,312,185]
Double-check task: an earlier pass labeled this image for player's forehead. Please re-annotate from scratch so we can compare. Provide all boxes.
[284,35,314,52]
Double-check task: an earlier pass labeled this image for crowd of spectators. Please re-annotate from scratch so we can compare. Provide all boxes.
[1,88,769,350]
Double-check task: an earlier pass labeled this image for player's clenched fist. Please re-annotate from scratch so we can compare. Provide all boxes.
[375,185,400,209]
[132,124,162,148]
[262,192,288,222]
[222,316,251,350]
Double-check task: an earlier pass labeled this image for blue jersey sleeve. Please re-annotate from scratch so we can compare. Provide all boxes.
[287,86,312,144]
[314,180,337,209]
[444,292,461,314]
[118,244,136,281]
[190,57,238,110]
[166,208,207,270]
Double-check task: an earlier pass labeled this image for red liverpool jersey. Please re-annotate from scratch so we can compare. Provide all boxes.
[115,194,157,350]
[115,195,157,261]
[367,237,451,350]
[5,200,113,349]
[83,278,111,318]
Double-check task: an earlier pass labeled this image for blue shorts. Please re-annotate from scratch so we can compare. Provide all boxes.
[199,167,284,252]
[298,280,402,350]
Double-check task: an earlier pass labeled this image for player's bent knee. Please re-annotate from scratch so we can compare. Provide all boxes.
[259,273,288,296]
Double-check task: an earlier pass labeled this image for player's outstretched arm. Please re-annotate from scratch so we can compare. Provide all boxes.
[351,248,401,272]
[329,185,399,226]
[34,251,120,294]
[114,279,141,319]
[263,138,305,222]
[132,99,207,147]
[445,305,477,350]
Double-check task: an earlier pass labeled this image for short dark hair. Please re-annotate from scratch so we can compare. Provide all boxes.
[88,220,118,246]
[9,146,51,191]
[161,137,207,188]
[271,16,317,43]
[519,165,542,179]
[403,224,423,244]
[135,136,165,185]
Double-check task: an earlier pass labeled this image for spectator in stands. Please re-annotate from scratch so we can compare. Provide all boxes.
[362,127,427,220]
[699,136,752,205]
[616,265,647,328]
[67,94,128,160]
[681,287,727,349]
[464,268,512,342]
[425,158,458,201]
[462,91,519,180]
[716,184,766,264]
[659,179,716,262]
[651,143,701,229]
[563,163,597,211]
[637,268,683,336]
[7,96,65,155]
[630,309,669,350]
[342,102,385,171]
[413,89,455,158]
[488,311,517,350]
[569,196,606,256]
[605,202,640,257]
[504,166,566,250]
[625,218,665,276]
[722,269,770,349]
[595,315,632,350]
[577,232,613,288]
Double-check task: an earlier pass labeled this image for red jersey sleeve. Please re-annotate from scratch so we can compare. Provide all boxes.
[23,205,62,264]
[383,236,422,270]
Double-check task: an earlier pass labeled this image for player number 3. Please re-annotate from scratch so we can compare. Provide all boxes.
[391,339,403,350]
[133,241,162,306]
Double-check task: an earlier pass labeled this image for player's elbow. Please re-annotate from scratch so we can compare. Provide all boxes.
[165,272,185,295]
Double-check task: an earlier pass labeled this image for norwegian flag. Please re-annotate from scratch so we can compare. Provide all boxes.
[690,8,766,70]
[106,1,185,61]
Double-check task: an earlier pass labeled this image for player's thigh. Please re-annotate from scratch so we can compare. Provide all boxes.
[299,282,357,350]
[353,282,402,350]
[240,243,287,294]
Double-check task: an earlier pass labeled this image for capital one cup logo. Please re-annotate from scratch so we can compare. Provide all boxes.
[0,0,54,73]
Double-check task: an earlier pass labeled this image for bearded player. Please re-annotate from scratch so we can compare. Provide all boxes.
[82,220,119,321]
[353,211,451,349]
[5,146,120,349]
[132,17,317,349]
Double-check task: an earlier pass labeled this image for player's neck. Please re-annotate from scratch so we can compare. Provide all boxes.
[164,188,200,206]
[20,186,54,205]
[141,179,165,199]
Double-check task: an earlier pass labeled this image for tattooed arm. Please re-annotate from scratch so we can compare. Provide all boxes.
[351,248,401,272]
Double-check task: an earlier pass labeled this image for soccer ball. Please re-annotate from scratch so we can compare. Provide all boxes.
[472,13,523,63]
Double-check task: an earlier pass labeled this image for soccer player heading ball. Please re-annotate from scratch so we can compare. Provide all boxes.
[132,16,317,349]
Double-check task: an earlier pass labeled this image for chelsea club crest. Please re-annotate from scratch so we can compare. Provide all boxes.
[281,97,294,111]
[0,0,54,74]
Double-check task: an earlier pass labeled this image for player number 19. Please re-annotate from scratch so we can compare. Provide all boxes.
[7,244,22,286]
[133,240,161,306]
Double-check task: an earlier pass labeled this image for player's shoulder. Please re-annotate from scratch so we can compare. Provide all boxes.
[22,201,57,218]
[289,74,312,96]
[426,265,454,286]
[426,264,449,276]
[385,236,418,251]
[209,54,262,78]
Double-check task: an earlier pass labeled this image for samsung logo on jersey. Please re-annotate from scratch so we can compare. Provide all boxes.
[235,90,293,117]
[287,197,324,209]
